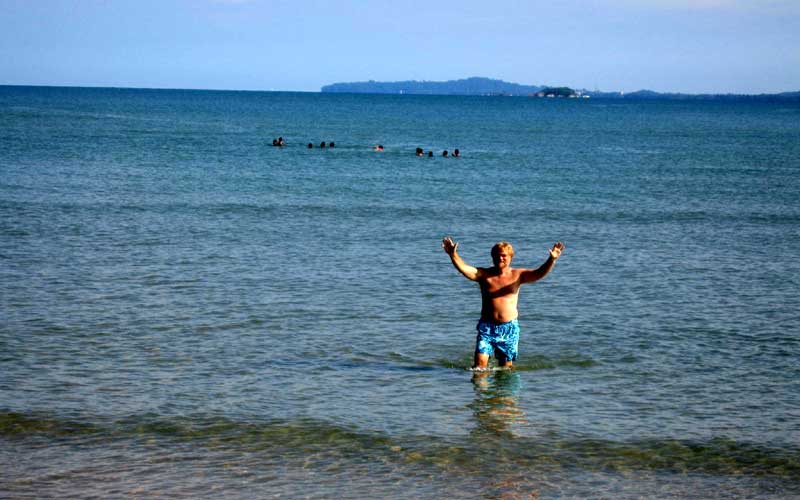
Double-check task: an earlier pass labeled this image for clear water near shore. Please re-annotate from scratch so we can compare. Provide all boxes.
[1,86,799,498]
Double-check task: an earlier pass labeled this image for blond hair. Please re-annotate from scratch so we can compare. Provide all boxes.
[491,241,514,259]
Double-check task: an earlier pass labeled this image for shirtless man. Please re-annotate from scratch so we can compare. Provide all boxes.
[442,237,564,369]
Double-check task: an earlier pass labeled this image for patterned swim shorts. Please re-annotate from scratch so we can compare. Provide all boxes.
[475,318,520,362]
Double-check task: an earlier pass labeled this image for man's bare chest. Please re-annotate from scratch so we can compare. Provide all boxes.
[482,274,521,295]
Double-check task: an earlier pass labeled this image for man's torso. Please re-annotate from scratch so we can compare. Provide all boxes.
[479,268,522,323]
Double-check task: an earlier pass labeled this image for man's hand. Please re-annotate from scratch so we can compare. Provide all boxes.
[549,242,565,260]
[443,237,481,281]
[442,237,459,256]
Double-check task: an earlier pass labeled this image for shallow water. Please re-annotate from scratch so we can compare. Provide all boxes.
[2,86,800,498]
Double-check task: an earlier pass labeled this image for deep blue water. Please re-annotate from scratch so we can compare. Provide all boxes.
[2,86,800,499]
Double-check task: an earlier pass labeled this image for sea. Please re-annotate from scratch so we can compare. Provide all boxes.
[1,85,799,499]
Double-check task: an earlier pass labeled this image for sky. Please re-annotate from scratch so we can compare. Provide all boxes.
[1,0,798,94]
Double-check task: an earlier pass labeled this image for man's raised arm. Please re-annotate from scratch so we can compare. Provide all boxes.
[442,237,482,281]
[520,242,565,284]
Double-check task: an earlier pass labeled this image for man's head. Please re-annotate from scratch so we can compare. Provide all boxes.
[491,241,514,268]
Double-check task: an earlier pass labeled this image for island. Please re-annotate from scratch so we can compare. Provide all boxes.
[321,77,800,102]
[321,77,544,96]
[535,87,586,98]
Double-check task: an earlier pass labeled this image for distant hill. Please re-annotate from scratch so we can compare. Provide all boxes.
[321,77,544,96]
[321,77,800,101]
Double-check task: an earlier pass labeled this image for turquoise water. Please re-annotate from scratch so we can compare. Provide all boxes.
[2,86,800,498]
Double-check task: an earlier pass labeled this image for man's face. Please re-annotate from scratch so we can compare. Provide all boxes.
[493,250,512,269]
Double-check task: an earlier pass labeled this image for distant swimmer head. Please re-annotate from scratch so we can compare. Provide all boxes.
[442,150,449,157]
[427,151,433,157]
[308,143,313,148]
[329,142,335,148]
[278,137,285,146]
[416,147,423,156]
[374,145,384,151]
[454,148,460,157]
[272,139,278,146]
[320,141,326,148]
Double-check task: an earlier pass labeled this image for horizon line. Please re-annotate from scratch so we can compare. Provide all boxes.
[1,82,798,97]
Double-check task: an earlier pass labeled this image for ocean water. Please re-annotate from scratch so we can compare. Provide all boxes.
[1,85,799,499]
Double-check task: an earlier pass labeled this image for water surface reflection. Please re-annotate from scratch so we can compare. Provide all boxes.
[470,371,525,438]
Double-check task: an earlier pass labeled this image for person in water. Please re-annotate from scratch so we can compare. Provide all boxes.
[453,149,460,157]
[442,237,564,369]
[442,150,449,157]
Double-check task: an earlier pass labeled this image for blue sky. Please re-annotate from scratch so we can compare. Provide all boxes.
[1,0,798,94]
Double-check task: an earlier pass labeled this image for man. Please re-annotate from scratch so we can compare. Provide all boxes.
[442,237,564,370]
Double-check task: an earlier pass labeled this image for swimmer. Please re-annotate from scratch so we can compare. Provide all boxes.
[307,143,313,149]
[453,149,460,157]
[416,147,424,157]
[442,238,565,369]
[320,141,326,148]
[443,150,449,157]
[329,142,335,148]
[374,145,384,151]
[427,151,433,157]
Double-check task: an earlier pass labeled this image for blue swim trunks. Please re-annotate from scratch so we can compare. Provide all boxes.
[475,318,520,362]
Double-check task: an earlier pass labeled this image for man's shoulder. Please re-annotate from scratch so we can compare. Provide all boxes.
[474,266,495,279]
[509,267,532,281]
